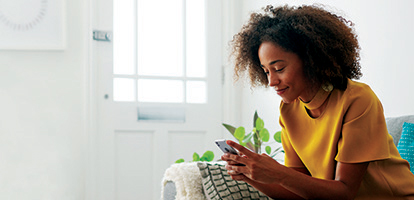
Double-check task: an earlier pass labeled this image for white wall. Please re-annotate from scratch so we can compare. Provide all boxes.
[230,0,414,133]
[0,1,88,199]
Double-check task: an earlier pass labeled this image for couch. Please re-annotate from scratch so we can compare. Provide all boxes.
[161,115,414,200]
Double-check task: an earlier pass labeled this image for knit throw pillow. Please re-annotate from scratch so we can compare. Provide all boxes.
[197,162,271,200]
[397,122,414,173]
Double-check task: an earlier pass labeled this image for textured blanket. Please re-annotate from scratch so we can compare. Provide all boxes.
[161,162,206,200]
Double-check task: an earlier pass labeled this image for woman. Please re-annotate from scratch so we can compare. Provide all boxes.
[222,5,414,199]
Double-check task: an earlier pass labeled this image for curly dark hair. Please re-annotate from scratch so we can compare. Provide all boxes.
[230,4,362,90]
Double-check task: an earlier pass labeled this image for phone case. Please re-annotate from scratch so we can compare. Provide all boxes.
[215,139,238,155]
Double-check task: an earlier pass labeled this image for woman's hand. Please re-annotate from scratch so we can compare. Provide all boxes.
[221,140,287,184]
[221,140,369,199]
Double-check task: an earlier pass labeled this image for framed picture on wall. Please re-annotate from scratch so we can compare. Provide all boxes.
[0,0,65,50]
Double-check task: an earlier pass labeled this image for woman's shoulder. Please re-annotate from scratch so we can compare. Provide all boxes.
[345,80,375,96]
[337,80,383,121]
[341,80,379,105]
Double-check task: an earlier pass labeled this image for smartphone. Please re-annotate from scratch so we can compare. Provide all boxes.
[215,139,238,155]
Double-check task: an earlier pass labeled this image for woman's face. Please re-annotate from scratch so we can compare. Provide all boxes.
[258,41,317,103]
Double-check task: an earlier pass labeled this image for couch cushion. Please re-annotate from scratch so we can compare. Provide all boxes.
[386,115,414,146]
[197,162,271,200]
[397,122,414,173]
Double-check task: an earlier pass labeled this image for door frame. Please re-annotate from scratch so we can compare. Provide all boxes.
[82,0,242,199]
[83,0,98,199]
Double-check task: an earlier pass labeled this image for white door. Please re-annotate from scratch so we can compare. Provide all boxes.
[91,0,223,199]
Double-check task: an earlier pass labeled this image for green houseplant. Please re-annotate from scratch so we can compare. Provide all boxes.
[175,151,214,163]
[175,111,283,163]
[222,111,283,157]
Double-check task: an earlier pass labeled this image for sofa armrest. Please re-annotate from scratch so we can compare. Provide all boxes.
[161,162,206,200]
[163,181,177,200]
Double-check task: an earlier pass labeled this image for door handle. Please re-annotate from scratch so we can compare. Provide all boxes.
[93,30,112,42]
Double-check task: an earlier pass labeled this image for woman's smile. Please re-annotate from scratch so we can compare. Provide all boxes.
[276,87,288,95]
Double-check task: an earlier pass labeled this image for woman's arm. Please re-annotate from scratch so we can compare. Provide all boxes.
[222,140,369,200]
[274,161,368,200]
[240,167,311,200]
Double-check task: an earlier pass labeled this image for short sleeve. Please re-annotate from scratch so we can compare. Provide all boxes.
[280,116,305,168]
[335,86,390,163]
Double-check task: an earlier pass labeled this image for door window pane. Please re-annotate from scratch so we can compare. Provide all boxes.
[186,81,207,104]
[112,0,209,105]
[137,0,183,77]
[138,79,184,103]
[113,0,135,75]
[186,0,206,78]
[114,78,136,102]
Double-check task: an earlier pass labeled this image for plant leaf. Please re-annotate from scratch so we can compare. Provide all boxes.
[193,152,200,161]
[255,117,264,131]
[274,131,282,143]
[175,159,185,163]
[272,146,283,154]
[253,130,260,153]
[234,126,245,141]
[270,146,283,158]
[252,127,257,133]
[260,128,270,142]
[242,132,254,144]
[265,146,271,154]
[239,141,247,147]
[253,110,259,128]
[201,151,214,161]
[222,123,236,135]
[245,142,255,151]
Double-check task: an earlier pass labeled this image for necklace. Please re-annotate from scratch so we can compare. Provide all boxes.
[300,86,332,110]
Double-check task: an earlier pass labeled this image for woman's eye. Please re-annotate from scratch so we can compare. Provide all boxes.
[275,67,285,72]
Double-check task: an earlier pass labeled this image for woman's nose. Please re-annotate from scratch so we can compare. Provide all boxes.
[268,72,280,87]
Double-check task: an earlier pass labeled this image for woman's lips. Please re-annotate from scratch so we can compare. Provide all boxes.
[276,87,288,95]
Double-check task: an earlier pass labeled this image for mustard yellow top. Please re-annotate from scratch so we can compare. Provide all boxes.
[280,80,414,199]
